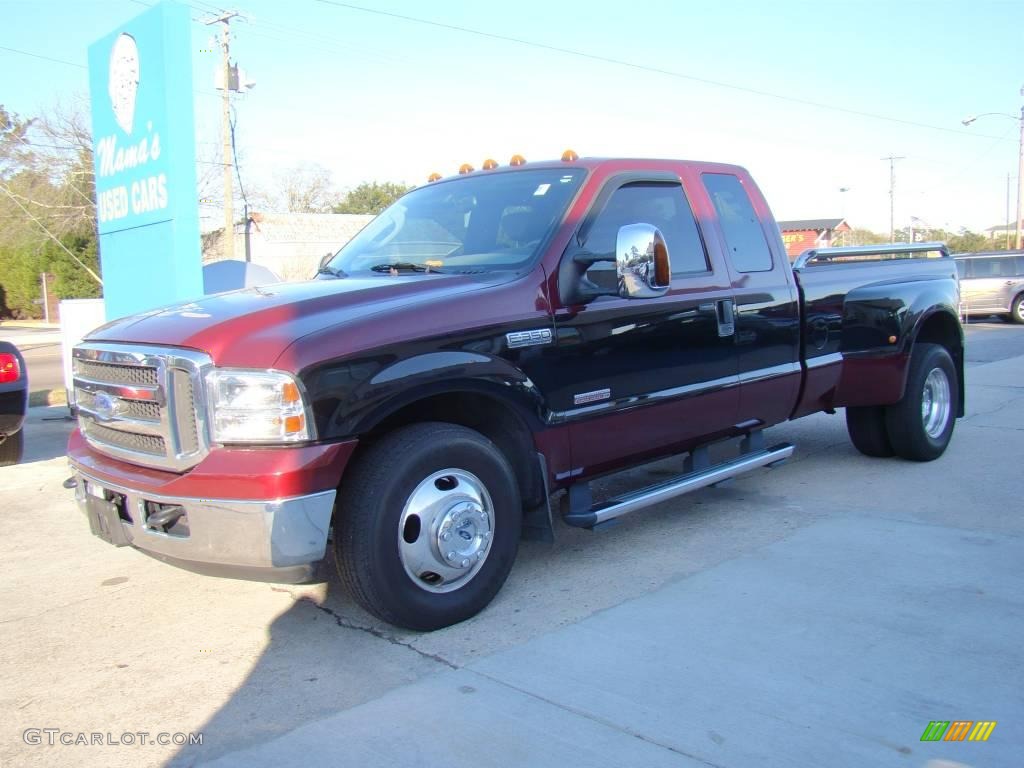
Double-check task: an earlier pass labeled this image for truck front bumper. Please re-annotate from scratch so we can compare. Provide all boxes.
[66,429,358,583]
[71,467,337,583]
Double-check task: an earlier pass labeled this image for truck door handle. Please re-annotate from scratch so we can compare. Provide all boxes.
[699,299,735,337]
[716,299,735,337]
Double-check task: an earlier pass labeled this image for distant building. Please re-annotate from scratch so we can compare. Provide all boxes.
[985,223,1019,244]
[202,212,375,282]
[777,218,851,259]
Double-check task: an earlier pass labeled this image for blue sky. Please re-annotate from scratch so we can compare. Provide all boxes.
[3,0,1023,234]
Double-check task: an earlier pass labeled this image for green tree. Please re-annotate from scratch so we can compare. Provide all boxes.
[49,232,101,300]
[843,228,888,246]
[945,229,990,254]
[0,102,100,317]
[332,181,411,215]
[0,243,45,318]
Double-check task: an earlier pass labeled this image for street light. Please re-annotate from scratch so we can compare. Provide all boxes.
[838,187,851,244]
[962,91,1024,250]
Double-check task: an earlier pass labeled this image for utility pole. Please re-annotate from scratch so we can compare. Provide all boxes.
[1007,172,1012,250]
[961,88,1023,250]
[205,11,239,261]
[881,155,905,242]
[1016,92,1024,250]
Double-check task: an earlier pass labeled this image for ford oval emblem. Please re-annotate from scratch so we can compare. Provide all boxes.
[93,391,116,420]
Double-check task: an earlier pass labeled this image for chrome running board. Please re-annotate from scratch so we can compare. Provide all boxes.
[562,441,794,529]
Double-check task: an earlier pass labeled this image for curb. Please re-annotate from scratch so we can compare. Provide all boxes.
[28,389,68,408]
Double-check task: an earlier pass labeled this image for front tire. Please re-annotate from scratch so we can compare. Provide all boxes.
[885,343,958,461]
[335,422,521,631]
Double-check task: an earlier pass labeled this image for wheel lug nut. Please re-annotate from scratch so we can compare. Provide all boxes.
[461,559,470,567]
[442,532,451,541]
[447,552,457,561]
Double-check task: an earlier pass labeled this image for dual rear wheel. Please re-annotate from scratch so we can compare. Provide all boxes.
[846,343,957,462]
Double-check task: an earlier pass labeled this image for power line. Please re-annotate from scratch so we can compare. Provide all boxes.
[0,183,103,285]
[7,127,98,210]
[314,0,1009,143]
[229,105,249,210]
[0,44,87,69]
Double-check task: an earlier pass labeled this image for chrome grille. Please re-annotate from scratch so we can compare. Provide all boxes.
[171,369,200,456]
[76,389,161,421]
[82,421,166,455]
[73,358,158,386]
[73,344,212,472]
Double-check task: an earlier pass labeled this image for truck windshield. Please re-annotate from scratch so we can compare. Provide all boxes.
[324,168,585,274]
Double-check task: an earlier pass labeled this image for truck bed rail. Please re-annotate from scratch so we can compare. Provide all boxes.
[793,242,951,269]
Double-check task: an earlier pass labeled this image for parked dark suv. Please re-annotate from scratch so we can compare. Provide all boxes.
[955,251,1024,323]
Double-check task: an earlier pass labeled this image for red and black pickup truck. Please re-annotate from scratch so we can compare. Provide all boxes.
[67,155,963,629]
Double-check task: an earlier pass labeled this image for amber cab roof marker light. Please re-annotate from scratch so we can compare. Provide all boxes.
[458,163,475,174]
[427,172,442,182]
[482,158,499,170]
[561,149,579,162]
[509,154,526,166]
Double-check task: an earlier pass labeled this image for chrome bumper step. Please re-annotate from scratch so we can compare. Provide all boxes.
[561,438,794,529]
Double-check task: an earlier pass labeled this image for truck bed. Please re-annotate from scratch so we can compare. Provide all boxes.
[790,243,961,418]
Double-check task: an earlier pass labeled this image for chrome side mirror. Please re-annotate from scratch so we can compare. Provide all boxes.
[616,223,671,299]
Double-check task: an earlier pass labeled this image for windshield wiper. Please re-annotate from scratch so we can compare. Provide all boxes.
[317,265,347,278]
[369,262,443,274]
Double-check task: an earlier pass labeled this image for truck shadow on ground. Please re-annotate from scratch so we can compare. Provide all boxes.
[165,444,827,767]
[165,536,567,767]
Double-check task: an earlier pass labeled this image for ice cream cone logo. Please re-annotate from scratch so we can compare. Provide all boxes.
[108,33,140,134]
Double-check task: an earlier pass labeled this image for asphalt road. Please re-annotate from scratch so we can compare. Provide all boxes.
[962,318,1024,363]
[0,325,65,394]
[18,344,65,393]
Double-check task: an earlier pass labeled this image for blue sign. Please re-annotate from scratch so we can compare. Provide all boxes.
[88,1,202,320]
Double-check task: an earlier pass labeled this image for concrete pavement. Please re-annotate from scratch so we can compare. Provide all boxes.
[207,515,1023,768]
[0,347,1021,768]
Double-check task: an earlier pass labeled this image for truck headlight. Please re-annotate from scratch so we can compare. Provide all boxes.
[205,369,312,444]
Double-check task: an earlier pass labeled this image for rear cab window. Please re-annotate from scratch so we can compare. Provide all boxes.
[701,173,773,273]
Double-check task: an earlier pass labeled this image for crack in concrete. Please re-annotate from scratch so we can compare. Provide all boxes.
[281,591,460,670]
[466,667,728,768]
[965,422,1024,433]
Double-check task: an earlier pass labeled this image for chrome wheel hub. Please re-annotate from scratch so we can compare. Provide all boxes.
[398,469,494,594]
[437,502,491,568]
[921,367,951,439]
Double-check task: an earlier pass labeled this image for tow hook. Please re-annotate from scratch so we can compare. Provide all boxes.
[145,502,186,531]
[62,476,78,490]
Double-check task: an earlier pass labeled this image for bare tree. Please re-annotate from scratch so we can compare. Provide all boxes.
[276,163,337,213]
